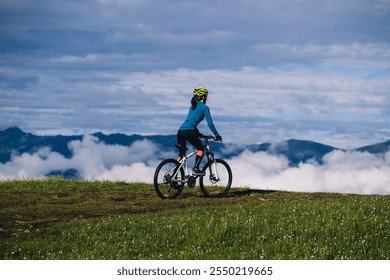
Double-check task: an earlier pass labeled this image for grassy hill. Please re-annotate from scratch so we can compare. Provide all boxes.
[1,178,389,260]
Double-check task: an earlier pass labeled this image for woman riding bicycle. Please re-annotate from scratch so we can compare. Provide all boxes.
[177,87,222,175]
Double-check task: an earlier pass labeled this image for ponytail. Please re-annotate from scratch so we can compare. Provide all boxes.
[191,96,198,110]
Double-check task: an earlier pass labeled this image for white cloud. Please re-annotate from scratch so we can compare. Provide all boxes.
[96,162,155,182]
[229,149,390,195]
[54,54,100,64]
[0,136,164,182]
[251,43,390,67]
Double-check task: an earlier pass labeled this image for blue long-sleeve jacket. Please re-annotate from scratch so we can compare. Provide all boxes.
[179,102,220,137]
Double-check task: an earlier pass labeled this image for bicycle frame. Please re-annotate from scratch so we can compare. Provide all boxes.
[172,137,220,184]
[176,150,198,179]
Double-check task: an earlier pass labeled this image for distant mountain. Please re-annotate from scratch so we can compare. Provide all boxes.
[247,139,338,165]
[0,127,82,163]
[355,139,390,154]
[0,127,177,164]
[1,127,389,169]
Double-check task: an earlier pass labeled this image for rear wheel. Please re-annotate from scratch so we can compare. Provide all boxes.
[199,159,232,198]
[154,159,185,199]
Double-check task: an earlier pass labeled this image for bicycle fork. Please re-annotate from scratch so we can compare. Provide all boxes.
[206,152,220,182]
[211,161,220,181]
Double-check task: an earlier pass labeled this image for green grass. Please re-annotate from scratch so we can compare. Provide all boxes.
[1,178,389,259]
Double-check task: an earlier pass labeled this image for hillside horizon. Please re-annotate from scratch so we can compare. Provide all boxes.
[1,126,390,161]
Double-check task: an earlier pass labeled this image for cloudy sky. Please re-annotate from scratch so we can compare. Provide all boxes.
[1,0,390,148]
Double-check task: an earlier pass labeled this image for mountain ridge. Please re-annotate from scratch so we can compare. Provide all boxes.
[1,127,389,167]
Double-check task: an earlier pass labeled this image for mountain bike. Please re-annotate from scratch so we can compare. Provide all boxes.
[153,136,232,199]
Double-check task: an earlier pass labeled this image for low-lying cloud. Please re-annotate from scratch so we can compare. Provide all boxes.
[1,137,389,195]
[0,136,170,182]
[229,150,390,195]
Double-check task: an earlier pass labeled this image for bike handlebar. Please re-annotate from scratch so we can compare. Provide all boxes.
[202,135,222,142]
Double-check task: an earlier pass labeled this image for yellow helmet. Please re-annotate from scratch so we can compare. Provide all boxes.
[193,86,208,98]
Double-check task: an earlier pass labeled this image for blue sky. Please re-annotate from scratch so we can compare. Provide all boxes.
[1,0,390,148]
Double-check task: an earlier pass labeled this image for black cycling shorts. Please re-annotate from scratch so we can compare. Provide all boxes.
[177,130,203,156]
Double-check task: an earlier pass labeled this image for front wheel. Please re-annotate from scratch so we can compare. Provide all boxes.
[200,159,232,198]
[154,159,185,199]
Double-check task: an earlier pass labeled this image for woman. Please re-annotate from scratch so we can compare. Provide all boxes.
[177,86,222,175]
